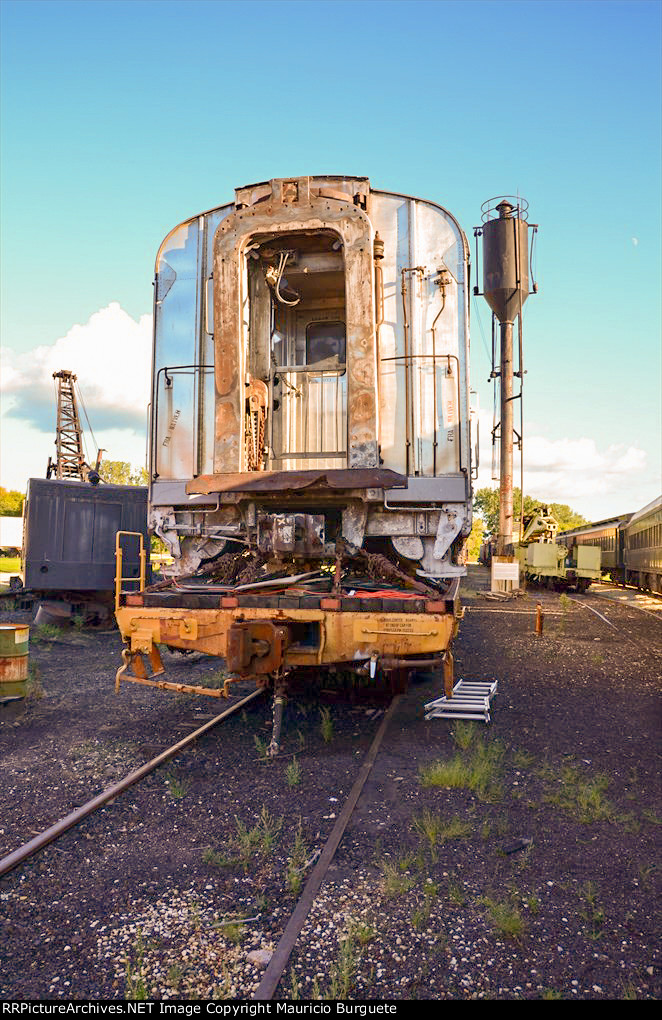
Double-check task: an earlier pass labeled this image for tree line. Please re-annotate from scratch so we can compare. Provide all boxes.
[466,488,587,561]
[0,462,148,516]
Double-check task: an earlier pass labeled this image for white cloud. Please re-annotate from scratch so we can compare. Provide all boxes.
[1,302,152,431]
[473,407,650,521]
[1,303,152,490]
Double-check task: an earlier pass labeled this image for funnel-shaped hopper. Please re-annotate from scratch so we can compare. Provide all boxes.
[482,199,530,323]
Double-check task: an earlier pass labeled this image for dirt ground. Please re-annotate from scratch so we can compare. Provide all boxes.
[0,565,660,1001]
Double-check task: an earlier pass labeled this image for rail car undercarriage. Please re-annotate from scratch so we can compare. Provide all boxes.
[115,475,464,752]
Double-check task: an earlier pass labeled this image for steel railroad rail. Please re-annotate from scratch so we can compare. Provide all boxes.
[0,687,264,879]
[253,694,402,1000]
[589,584,662,621]
[1,684,404,1001]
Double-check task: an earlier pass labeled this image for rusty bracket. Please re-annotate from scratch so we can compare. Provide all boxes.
[115,645,228,699]
[115,644,165,693]
[226,621,290,676]
[443,649,455,699]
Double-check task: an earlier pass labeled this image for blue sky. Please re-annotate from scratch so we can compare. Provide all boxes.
[1,0,660,520]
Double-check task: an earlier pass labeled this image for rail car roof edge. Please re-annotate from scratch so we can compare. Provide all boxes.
[154,176,471,271]
[627,493,662,524]
[557,513,634,537]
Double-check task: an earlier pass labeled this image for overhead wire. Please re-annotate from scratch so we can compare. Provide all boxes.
[75,378,99,466]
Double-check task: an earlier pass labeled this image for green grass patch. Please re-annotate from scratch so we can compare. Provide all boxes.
[164,771,189,800]
[446,874,467,907]
[380,860,415,899]
[412,809,472,857]
[319,706,334,744]
[26,663,45,700]
[543,766,615,824]
[221,921,246,945]
[202,847,237,870]
[286,756,302,788]
[478,895,526,940]
[347,917,376,947]
[577,881,605,940]
[31,623,64,643]
[451,720,478,751]
[419,735,505,802]
[285,818,307,895]
[316,934,359,1000]
[124,931,149,1000]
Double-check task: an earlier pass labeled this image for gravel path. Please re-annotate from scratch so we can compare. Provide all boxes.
[1,566,660,1000]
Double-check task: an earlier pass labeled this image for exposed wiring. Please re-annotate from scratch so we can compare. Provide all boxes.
[274,252,300,306]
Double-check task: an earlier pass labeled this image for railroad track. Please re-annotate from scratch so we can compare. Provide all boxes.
[0,682,403,1000]
[590,583,662,620]
[0,687,265,879]
[253,694,401,999]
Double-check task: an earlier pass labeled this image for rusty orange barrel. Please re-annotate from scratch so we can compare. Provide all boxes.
[0,623,30,701]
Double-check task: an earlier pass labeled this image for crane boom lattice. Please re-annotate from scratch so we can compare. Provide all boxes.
[47,370,92,481]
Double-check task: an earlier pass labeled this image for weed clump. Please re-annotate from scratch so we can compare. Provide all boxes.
[319,706,334,744]
[26,663,45,700]
[543,766,614,824]
[419,734,505,802]
[286,756,302,788]
[412,809,472,859]
[285,818,307,895]
[380,860,415,899]
[478,894,526,940]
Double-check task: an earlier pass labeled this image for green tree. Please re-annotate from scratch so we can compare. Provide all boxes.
[467,513,486,562]
[548,503,589,532]
[0,487,24,516]
[473,487,588,535]
[98,460,148,486]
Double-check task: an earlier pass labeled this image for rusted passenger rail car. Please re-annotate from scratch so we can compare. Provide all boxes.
[115,176,475,745]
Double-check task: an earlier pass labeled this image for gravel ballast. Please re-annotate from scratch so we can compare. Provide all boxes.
[1,566,660,1001]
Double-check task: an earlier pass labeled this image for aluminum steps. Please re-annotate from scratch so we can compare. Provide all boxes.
[425,679,498,724]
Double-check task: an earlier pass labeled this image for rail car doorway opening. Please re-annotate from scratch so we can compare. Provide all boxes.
[246,230,347,471]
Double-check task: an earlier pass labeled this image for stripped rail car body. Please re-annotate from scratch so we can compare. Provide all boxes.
[115,176,474,711]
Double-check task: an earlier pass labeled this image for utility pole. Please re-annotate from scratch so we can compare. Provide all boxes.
[498,316,515,554]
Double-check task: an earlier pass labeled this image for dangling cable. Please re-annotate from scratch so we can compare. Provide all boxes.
[76,379,98,466]
[275,252,300,307]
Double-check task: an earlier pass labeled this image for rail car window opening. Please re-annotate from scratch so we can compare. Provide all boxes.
[246,229,348,470]
[152,219,202,480]
[630,526,656,550]
[306,321,346,367]
[151,206,232,481]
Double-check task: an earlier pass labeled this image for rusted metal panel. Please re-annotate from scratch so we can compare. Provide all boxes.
[212,178,379,474]
[257,512,325,558]
[116,603,457,673]
[186,467,407,495]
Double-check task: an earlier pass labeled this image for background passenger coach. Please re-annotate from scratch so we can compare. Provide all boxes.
[557,495,662,595]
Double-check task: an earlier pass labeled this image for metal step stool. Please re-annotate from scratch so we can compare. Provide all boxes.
[425,679,498,724]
